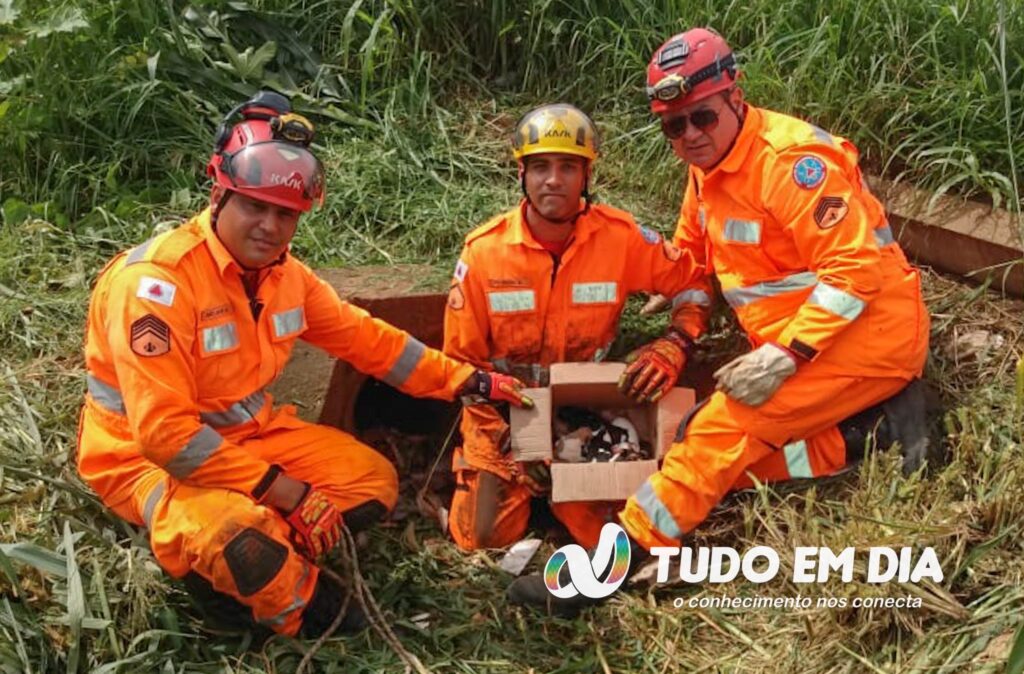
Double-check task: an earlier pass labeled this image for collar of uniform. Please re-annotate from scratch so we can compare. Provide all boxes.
[197,207,240,277]
[507,201,545,249]
[198,207,289,279]
[694,103,763,180]
[508,199,594,249]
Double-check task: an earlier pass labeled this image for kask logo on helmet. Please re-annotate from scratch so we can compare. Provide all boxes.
[544,523,631,599]
[270,172,306,191]
[545,128,571,138]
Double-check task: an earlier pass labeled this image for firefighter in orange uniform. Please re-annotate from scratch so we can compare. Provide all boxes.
[444,104,703,551]
[509,29,931,614]
[77,91,531,638]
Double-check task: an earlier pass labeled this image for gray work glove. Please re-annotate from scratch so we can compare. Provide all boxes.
[714,342,797,406]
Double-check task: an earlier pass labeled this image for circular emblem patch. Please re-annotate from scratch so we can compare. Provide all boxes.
[447,284,465,310]
[639,225,662,245]
[792,156,826,189]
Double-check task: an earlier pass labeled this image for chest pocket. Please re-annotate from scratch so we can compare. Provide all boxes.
[571,282,617,305]
[487,290,536,315]
[199,321,240,357]
[722,218,762,245]
[711,216,774,280]
[567,281,620,360]
[196,320,243,396]
[270,306,306,342]
[487,290,541,357]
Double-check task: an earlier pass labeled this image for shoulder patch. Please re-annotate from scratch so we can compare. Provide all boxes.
[447,283,465,310]
[813,196,849,229]
[130,314,171,357]
[136,276,177,307]
[454,259,469,283]
[638,225,662,245]
[792,156,827,189]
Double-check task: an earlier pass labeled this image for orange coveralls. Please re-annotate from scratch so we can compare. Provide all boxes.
[444,201,702,550]
[620,105,930,550]
[78,209,474,635]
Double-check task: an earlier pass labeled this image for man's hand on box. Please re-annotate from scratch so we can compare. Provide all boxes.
[618,331,689,403]
[460,370,535,408]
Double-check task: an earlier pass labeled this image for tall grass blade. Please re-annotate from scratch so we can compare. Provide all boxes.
[0,543,67,578]
[0,547,20,598]
[1008,619,1024,674]
[2,596,32,674]
[62,521,85,674]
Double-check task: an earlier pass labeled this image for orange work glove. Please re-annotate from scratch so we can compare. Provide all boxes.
[282,484,345,559]
[617,331,690,403]
[460,369,535,408]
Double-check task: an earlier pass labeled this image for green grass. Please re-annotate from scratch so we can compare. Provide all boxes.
[2,99,1023,669]
[2,0,1022,223]
[2,0,1024,671]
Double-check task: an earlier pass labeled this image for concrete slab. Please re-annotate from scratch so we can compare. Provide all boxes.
[267,264,448,427]
[870,176,1024,296]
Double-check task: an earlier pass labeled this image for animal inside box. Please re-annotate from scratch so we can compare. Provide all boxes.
[553,407,650,463]
[510,362,694,503]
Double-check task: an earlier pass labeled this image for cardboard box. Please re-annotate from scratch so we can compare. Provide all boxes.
[510,362,695,502]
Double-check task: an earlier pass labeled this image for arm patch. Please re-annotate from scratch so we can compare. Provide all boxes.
[130,314,171,357]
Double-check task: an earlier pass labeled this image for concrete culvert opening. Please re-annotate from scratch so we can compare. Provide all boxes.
[353,378,459,437]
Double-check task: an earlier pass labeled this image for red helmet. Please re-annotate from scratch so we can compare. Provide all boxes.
[646,28,738,114]
[206,92,324,212]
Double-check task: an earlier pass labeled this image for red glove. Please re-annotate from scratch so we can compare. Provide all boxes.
[617,331,689,402]
[460,370,535,408]
[282,485,345,559]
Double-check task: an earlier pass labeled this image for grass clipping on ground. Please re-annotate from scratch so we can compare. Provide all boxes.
[0,266,1022,673]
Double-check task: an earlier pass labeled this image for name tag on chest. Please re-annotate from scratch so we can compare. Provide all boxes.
[572,282,617,304]
[488,290,536,313]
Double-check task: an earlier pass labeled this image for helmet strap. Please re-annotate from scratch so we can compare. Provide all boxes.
[210,189,232,232]
[705,96,748,171]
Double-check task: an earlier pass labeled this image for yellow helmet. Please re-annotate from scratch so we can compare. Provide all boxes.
[511,104,600,162]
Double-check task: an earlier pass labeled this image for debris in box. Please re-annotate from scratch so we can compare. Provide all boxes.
[553,406,650,463]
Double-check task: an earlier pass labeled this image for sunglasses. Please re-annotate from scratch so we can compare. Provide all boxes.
[660,107,721,139]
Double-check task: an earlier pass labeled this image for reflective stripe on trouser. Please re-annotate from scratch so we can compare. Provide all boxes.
[620,364,911,550]
[143,419,398,636]
[447,449,620,551]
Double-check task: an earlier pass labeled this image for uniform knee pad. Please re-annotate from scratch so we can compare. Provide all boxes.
[223,528,289,597]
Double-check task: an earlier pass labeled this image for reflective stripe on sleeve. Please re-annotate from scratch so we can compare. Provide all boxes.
[164,425,224,479]
[722,271,818,308]
[382,337,426,388]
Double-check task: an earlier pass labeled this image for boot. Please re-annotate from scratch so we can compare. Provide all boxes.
[182,571,273,641]
[840,379,935,475]
[298,570,367,638]
[507,538,647,618]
